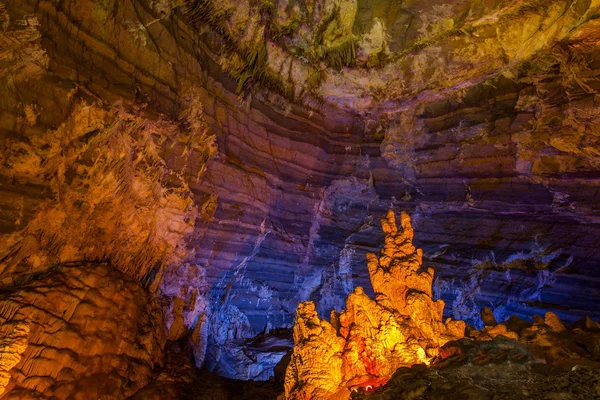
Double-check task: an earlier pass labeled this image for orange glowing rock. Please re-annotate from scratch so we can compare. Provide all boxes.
[478,323,520,341]
[0,322,29,395]
[284,211,465,399]
[544,312,566,333]
[284,302,348,400]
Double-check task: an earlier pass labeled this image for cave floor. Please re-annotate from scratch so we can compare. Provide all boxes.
[130,340,283,400]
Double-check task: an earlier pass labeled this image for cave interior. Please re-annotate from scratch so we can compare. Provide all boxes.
[0,0,600,399]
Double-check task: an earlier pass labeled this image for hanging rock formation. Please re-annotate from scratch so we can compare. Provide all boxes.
[284,211,465,399]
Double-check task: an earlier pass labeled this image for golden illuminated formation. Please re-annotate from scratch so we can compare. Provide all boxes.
[284,211,465,399]
[0,322,29,395]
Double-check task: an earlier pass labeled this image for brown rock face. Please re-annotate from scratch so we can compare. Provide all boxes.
[284,211,464,399]
[0,262,165,398]
[481,307,498,327]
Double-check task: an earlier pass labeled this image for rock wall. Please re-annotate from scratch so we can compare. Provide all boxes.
[0,0,218,374]
[178,0,600,348]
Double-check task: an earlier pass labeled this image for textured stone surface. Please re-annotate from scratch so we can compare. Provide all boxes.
[355,337,600,400]
[1,0,600,385]
[0,322,29,395]
[0,0,218,373]
[284,211,464,399]
[0,262,165,398]
[356,314,600,399]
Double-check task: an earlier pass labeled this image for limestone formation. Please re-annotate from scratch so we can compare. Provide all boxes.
[285,211,465,399]
[0,322,29,395]
[1,0,600,397]
[284,302,347,399]
[0,262,165,398]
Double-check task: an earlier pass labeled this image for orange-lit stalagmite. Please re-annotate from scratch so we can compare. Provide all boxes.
[284,211,465,399]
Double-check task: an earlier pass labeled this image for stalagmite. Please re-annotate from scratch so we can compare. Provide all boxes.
[284,211,465,399]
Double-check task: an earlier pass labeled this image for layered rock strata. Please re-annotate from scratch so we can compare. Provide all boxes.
[181,0,600,349]
[284,211,465,399]
[2,0,600,383]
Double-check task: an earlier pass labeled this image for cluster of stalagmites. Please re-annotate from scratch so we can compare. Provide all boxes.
[283,210,600,400]
[284,211,466,399]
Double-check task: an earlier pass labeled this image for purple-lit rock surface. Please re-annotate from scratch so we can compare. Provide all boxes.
[0,0,599,394]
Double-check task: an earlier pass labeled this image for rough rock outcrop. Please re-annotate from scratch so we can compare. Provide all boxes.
[344,307,600,399]
[284,211,465,399]
[356,334,600,400]
[469,310,600,367]
[0,262,165,398]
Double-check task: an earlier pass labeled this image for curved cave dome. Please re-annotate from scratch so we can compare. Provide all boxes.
[0,0,599,398]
